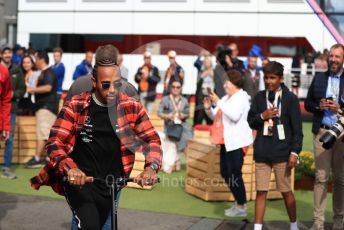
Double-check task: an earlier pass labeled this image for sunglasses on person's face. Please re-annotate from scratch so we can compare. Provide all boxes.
[101,80,122,90]
[171,85,181,89]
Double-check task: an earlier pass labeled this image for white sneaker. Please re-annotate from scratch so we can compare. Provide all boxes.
[224,202,237,214]
[224,202,247,215]
[1,168,17,179]
[224,206,247,217]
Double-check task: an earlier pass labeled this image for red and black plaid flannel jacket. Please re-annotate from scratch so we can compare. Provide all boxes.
[30,91,162,195]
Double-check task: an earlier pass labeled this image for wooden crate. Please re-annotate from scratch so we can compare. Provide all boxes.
[185,140,254,201]
[185,183,251,201]
[193,130,211,145]
[127,152,155,190]
[185,140,291,201]
[147,113,164,132]
[17,116,37,164]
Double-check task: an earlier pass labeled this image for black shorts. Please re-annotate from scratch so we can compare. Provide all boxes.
[63,182,112,229]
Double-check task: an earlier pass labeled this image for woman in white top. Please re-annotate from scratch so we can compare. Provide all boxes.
[204,69,253,217]
[18,55,40,115]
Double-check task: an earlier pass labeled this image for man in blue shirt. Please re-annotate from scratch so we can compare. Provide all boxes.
[51,47,65,101]
[305,43,344,230]
[73,51,93,80]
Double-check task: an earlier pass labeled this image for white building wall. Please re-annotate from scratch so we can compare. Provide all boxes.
[17,0,338,92]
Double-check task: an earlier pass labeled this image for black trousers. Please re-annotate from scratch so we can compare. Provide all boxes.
[64,182,112,230]
[193,108,213,126]
[220,144,247,205]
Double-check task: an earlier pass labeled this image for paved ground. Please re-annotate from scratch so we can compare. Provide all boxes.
[0,192,336,230]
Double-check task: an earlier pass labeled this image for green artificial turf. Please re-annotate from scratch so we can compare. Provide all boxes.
[302,122,313,152]
[0,122,332,222]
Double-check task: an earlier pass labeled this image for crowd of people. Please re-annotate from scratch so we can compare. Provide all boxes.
[0,41,343,230]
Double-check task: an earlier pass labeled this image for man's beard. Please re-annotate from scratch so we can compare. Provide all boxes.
[330,61,341,73]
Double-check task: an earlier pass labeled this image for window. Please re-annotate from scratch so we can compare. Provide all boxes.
[82,0,125,2]
[270,45,297,56]
[324,0,344,13]
[141,0,186,2]
[203,0,249,2]
[26,0,67,2]
[267,0,303,3]
[29,34,125,53]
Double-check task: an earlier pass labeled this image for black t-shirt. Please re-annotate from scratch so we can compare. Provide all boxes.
[70,97,123,192]
[34,67,58,114]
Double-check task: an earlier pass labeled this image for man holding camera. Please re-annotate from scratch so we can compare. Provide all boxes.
[305,43,344,230]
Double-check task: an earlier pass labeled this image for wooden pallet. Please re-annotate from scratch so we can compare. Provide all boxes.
[185,140,254,201]
[127,152,155,190]
[193,130,212,145]
[185,140,294,201]
[17,116,37,163]
[147,113,164,132]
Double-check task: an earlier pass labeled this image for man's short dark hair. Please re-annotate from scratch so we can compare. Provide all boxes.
[53,47,63,55]
[263,61,284,77]
[92,45,119,79]
[95,45,118,66]
[217,48,232,67]
[170,80,182,86]
[224,69,244,88]
[36,51,49,65]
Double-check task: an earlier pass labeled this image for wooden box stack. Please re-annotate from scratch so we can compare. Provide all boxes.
[127,152,154,190]
[17,116,37,163]
[185,140,253,201]
[185,139,294,201]
[193,129,212,145]
[147,113,164,132]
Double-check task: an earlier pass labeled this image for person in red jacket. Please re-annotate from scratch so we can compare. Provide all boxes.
[0,64,11,140]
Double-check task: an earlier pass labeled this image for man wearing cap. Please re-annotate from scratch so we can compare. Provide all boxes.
[164,50,184,95]
[134,51,160,113]
[30,45,162,229]
[1,45,25,179]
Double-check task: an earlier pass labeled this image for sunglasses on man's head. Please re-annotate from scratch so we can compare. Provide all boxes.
[101,80,122,90]
[171,85,181,89]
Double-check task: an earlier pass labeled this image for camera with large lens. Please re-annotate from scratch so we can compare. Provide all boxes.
[319,116,344,149]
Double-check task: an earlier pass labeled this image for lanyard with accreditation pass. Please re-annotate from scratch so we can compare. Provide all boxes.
[264,89,285,140]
